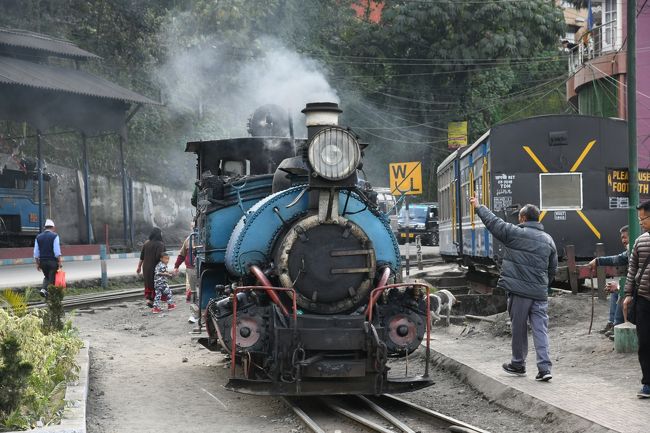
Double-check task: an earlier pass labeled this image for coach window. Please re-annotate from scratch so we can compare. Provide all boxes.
[539,172,583,210]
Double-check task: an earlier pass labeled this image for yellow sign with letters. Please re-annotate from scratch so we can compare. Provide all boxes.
[448,121,468,149]
[389,162,422,196]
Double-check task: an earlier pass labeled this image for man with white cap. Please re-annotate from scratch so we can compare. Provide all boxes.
[33,219,62,297]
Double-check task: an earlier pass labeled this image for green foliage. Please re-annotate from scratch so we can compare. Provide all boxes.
[0,289,31,318]
[0,336,33,424]
[0,0,573,198]
[43,285,65,333]
[0,308,83,430]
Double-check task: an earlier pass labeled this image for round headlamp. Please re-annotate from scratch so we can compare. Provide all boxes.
[308,127,360,181]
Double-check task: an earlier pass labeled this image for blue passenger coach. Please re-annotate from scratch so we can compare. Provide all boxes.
[437,115,629,268]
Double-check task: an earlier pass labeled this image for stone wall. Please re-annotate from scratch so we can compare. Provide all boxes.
[2,153,193,247]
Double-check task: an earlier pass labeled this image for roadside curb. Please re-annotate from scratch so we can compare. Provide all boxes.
[7,341,89,433]
[428,346,618,433]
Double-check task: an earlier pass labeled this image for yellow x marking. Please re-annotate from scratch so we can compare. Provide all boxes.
[522,146,549,173]
[521,140,600,238]
[570,140,596,172]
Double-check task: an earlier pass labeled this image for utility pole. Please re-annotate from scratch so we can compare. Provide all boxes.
[628,0,640,245]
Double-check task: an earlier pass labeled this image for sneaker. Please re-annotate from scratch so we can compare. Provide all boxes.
[637,385,650,398]
[604,329,614,338]
[599,322,614,334]
[188,316,197,323]
[146,300,154,308]
[151,307,162,314]
[536,371,552,382]
[167,303,177,311]
[39,288,48,298]
[502,363,526,376]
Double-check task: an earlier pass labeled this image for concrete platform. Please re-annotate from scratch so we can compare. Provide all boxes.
[427,329,650,433]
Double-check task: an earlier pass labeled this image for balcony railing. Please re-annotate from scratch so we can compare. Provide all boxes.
[568,19,622,75]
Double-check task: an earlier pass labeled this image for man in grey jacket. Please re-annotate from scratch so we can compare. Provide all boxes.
[470,196,558,381]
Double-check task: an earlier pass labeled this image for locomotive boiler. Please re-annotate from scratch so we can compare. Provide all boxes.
[187,103,437,395]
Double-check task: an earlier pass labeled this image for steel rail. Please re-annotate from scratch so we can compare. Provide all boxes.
[323,399,394,433]
[281,398,325,433]
[289,394,491,433]
[26,284,185,311]
[357,395,416,433]
[380,394,492,433]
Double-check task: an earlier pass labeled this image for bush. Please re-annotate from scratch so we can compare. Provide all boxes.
[0,336,33,421]
[43,285,65,333]
[0,307,83,430]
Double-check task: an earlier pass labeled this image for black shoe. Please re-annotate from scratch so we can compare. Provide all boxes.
[598,322,614,334]
[502,363,526,376]
[536,371,552,382]
[146,301,154,308]
[39,288,48,298]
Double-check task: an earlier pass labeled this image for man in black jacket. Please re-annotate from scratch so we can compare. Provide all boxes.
[470,196,558,381]
[33,219,62,298]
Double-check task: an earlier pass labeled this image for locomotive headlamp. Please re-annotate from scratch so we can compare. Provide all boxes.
[308,127,360,181]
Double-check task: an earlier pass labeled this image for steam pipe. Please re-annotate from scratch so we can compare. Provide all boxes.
[365,266,391,318]
[249,265,290,316]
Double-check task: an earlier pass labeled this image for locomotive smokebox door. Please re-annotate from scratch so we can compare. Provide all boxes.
[275,215,376,314]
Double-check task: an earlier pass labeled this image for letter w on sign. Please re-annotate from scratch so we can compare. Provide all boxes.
[389,162,422,196]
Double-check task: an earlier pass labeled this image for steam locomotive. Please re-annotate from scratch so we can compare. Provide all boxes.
[187,103,438,396]
[0,158,47,247]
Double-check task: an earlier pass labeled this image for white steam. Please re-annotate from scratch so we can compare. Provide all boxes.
[156,33,339,139]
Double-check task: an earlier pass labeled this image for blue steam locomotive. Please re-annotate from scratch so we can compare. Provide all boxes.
[0,159,45,247]
[186,103,435,396]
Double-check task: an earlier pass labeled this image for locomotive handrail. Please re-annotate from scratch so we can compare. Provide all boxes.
[231,285,298,377]
[366,282,432,378]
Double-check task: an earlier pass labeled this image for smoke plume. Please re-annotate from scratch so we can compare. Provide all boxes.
[156,32,338,140]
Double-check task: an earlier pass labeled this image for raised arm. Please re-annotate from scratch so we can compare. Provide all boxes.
[475,205,518,244]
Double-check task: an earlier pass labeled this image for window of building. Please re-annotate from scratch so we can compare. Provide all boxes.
[602,0,617,51]
[539,173,583,210]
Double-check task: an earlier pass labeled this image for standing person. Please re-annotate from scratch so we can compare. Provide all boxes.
[623,199,650,398]
[152,252,176,314]
[174,227,198,323]
[33,219,62,298]
[136,227,165,308]
[588,225,629,337]
[469,195,557,382]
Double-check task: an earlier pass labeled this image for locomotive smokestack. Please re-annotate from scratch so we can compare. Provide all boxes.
[301,102,342,140]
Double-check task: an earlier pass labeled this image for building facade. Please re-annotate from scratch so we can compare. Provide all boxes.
[566,0,650,169]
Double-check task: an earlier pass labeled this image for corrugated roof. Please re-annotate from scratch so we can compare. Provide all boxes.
[0,56,160,105]
[0,28,100,60]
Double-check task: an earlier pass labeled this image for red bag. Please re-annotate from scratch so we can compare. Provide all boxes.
[54,269,66,288]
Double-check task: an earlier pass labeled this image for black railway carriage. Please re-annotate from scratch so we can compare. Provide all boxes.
[438,115,628,269]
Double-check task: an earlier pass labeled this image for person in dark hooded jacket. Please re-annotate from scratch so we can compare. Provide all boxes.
[470,195,558,382]
[136,227,165,308]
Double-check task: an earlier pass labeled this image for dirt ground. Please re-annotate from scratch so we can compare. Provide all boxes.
[459,291,639,377]
[71,297,558,433]
[74,302,300,433]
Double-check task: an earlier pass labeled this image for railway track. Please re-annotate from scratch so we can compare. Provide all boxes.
[27,284,186,311]
[284,393,490,433]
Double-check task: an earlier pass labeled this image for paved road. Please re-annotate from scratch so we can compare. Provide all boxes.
[1,245,440,289]
[1,257,141,289]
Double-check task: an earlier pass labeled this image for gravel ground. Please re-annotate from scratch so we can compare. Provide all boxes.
[73,299,542,433]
